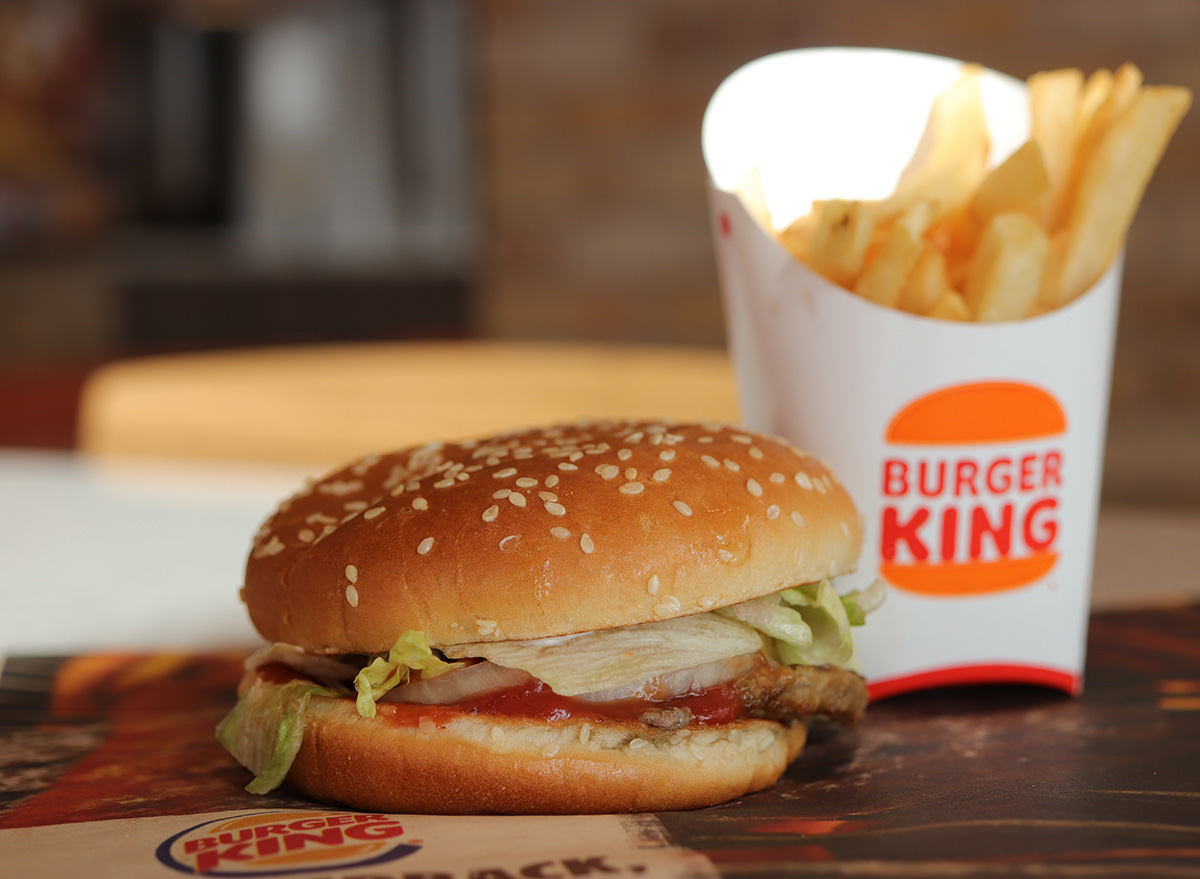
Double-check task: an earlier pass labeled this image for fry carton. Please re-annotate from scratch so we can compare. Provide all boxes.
[702,48,1144,697]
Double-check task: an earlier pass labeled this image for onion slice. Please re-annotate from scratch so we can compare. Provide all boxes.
[380,661,533,705]
[575,652,759,703]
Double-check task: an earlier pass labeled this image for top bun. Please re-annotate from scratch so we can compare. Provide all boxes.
[243,420,862,653]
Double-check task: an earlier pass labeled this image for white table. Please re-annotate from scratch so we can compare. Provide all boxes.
[2,449,1197,656]
[0,450,313,655]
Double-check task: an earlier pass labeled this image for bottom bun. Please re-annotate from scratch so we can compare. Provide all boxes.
[287,694,808,814]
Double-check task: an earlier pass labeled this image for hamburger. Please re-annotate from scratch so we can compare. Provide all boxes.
[218,420,880,813]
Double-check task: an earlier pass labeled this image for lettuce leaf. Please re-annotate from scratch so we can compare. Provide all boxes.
[716,594,814,652]
[777,581,856,668]
[840,579,887,626]
[717,579,882,671]
[442,613,764,697]
[354,630,460,718]
[216,678,336,794]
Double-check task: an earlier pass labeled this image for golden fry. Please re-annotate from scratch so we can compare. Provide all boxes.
[928,290,971,321]
[899,244,949,315]
[873,68,990,222]
[971,140,1050,221]
[855,202,932,308]
[1028,68,1084,225]
[735,165,773,233]
[965,212,1049,321]
[806,199,874,287]
[1042,84,1192,307]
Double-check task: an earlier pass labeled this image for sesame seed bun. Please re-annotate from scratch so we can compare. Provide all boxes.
[284,682,808,814]
[243,420,863,653]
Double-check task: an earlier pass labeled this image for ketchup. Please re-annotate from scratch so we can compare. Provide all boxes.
[379,679,743,728]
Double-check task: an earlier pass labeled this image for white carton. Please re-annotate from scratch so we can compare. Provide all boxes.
[703,48,1122,698]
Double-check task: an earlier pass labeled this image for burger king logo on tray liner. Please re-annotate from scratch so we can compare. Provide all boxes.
[156,810,420,876]
[879,381,1065,597]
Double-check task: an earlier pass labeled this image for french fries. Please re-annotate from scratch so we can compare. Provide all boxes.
[747,63,1190,322]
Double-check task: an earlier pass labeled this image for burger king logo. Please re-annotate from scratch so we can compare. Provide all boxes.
[155,810,420,876]
[879,381,1065,596]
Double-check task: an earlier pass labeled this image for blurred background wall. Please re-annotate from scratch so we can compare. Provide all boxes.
[0,0,1197,506]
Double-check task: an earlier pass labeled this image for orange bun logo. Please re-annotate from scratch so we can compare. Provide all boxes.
[155,810,419,876]
[879,381,1065,596]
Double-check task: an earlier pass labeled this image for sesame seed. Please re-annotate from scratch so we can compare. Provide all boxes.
[770,472,785,484]
[732,434,752,444]
[626,432,644,443]
[791,511,807,527]
[344,499,368,512]
[550,526,571,539]
[699,596,718,609]
[477,618,498,635]
[746,478,763,497]
[659,449,676,462]
[345,584,359,607]
[500,535,521,551]
[412,497,429,511]
[717,549,736,563]
[841,521,851,537]
[749,446,764,460]
[298,528,315,543]
[493,488,511,499]
[558,462,578,471]
[544,474,560,488]
[794,472,814,490]
[541,744,560,757]
[723,459,740,472]
[620,481,644,495]
[767,504,781,520]
[345,564,359,583]
[673,500,693,517]
[515,477,539,488]
[625,467,637,480]
[539,491,559,502]
[629,738,649,750]
[485,456,501,466]
[482,505,499,522]
[580,533,595,554]
[319,479,364,497]
[617,449,633,461]
[418,537,435,555]
[653,468,671,482]
[579,723,592,744]
[544,501,567,516]
[433,478,455,489]
[814,477,828,495]
[701,455,719,468]
[647,574,660,596]
[405,480,420,492]
[306,512,339,525]
[597,464,620,480]
[654,596,681,617]
[508,492,527,508]
[494,467,517,479]
[698,436,714,443]
[255,535,285,557]
[569,451,584,462]
[363,506,386,520]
